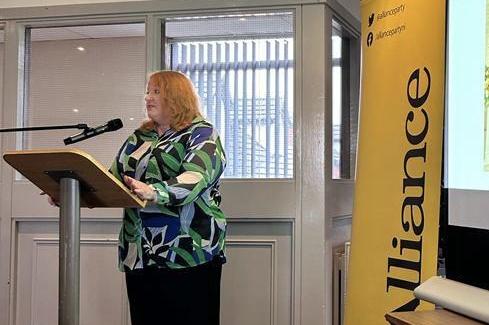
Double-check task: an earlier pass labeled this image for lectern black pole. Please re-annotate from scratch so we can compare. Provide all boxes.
[58,178,80,325]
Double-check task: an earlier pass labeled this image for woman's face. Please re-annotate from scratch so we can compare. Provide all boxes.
[145,79,171,126]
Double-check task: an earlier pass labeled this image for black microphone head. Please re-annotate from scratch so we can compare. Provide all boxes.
[107,118,123,131]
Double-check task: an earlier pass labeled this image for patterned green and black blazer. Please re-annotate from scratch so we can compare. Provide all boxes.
[110,116,227,271]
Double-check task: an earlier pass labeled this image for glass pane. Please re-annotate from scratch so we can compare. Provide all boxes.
[332,35,342,59]
[332,65,342,180]
[23,23,146,167]
[332,34,343,179]
[167,12,294,178]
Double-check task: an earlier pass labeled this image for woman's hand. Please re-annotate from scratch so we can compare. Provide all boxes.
[41,192,59,207]
[123,175,157,202]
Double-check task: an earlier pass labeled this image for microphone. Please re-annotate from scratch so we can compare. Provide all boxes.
[63,118,123,145]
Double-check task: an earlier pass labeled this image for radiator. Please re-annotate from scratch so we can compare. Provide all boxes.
[333,242,350,325]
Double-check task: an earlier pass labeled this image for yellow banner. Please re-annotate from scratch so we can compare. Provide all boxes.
[344,0,446,324]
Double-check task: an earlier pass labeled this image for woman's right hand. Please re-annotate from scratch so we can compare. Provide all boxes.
[123,175,157,202]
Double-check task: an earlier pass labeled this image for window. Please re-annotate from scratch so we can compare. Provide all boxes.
[165,13,294,178]
[332,20,360,180]
[22,23,146,167]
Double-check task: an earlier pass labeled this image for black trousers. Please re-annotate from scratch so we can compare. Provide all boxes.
[125,258,223,325]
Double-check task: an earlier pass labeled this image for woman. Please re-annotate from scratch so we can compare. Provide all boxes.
[110,70,227,325]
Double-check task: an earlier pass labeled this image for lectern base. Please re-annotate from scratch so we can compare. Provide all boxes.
[58,178,80,325]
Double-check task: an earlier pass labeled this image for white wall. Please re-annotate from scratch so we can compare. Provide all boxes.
[336,0,360,21]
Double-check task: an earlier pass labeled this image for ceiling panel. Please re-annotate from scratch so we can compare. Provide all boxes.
[30,23,145,41]
[166,12,293,39]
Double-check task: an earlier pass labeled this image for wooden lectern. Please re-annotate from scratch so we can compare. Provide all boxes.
[3,148,145,325]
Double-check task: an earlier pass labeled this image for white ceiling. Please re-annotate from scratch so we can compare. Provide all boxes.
[0,12,293,44]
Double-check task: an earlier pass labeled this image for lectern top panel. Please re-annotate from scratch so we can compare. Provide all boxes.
[3,148,145,208]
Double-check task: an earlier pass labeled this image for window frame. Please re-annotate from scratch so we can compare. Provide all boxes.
[331,17,360,181]
[1,7,300,186]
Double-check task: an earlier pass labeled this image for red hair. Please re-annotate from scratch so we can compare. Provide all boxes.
[141,70,202,131]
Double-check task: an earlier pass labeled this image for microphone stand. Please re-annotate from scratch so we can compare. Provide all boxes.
[0,122,89,325]
[0,123,89,134]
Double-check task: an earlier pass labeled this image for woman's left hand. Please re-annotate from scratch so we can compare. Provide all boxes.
[123,175,157,202]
